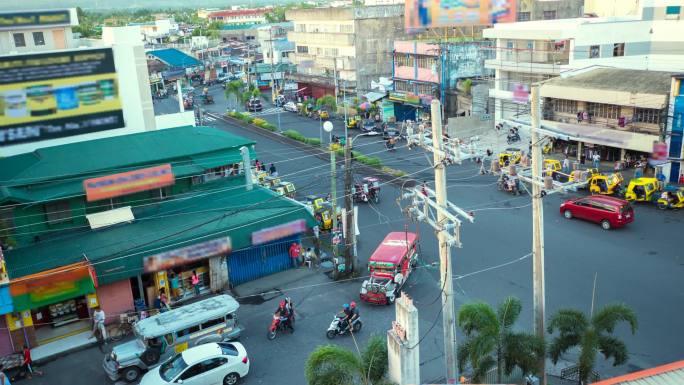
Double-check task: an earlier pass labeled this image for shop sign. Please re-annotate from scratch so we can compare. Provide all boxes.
[251,219,307,246]
[143,237,231,273]
[512,83,530,104]
[0,10,71,30]
[389,91,421,105]
[652,141,668,161]
[83,163,175,202]
[0,48,124,147]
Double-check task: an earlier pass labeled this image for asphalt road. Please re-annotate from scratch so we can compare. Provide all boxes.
[32,89,684,385]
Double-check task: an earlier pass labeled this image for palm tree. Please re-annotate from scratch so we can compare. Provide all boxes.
[224,80,243,110]
[458,296,545,383]
[547,304,637,385]
[305,335,390,385]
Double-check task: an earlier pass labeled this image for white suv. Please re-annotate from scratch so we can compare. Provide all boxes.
[140,342,249,385]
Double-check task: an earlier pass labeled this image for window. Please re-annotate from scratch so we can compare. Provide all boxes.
[200,317,225,330]
[527,40,534,50]
[552,99,578,114]
[589,45,600,58]
[201,357,227,372]
[517,12,531,21]
[613,43,625,57]
[340,24,353,33]
[44,200,71,224]
[415,83,434,96]
[395,54,414,67]
[32,32,45,46]
[633,108,661,124]
[666,6,681,15]
[588,103,620,120]
[179,364,205,380]
[13,33,26,47]
[0,207,14,231]
[324,48,339,57]
[177,324,201,337]
[543,10,557,20]
[415,55,435,69]
[296,45,308,54]
[394,81,411,92]
[218,342,239,356]
[506,41,513,49]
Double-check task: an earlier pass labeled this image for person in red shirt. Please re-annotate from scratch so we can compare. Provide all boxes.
[289,242,301,268]
[22,345,42,378]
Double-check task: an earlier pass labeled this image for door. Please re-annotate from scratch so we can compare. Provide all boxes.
[572,200,589,220]
[177,358,220,385]
[228,235,300,286]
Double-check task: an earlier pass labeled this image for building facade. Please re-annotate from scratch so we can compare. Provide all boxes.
[286,5,406,98]
[199,8,268,26]
[666,75,684,183]
[517,0,585,21]
[0,9,79,54]
[256,22,295,66]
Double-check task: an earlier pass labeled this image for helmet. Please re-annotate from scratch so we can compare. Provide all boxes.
[343,303,350,310]
[279,300,286,308]
[350,301,357,309]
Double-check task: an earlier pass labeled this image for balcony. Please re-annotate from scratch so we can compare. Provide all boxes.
[485,59,569,75]
[287,31,355,46]
[289,72,357,89]
[545,111,661,136]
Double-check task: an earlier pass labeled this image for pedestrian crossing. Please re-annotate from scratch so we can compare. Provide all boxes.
[249,107,283,117]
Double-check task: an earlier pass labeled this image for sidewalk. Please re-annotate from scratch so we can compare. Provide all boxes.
[32,330,97,364]
[231,266,324,303]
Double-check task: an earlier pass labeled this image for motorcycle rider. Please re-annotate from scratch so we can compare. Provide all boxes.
[340,303,353,332]
[347,301,360,331]
[275,300,294,332]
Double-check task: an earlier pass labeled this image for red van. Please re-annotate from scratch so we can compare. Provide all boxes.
[560,195,634,230]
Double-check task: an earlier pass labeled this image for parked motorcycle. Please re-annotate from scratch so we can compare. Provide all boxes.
[326,313,362,339]
[507,132,520,144]
[267,314,294,340]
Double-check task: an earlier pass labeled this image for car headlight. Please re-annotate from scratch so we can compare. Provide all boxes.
[360,288,367,294]
[110,352,117,362]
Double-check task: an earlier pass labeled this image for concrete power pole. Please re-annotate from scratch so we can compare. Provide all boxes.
[530,85,547,385]
[344,136,354,274]
[430,101,458,383]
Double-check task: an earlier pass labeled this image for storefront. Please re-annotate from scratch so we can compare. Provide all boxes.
[8,262,98,348]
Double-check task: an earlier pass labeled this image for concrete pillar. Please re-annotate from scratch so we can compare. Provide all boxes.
[577,141,583,162]
[387,295,420,385]
[209,255,229,292]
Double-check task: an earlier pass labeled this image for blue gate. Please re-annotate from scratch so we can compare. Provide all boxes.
[228,235,300,287]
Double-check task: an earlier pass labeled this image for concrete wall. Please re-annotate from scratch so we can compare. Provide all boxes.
[155,111,196,129]
[96,279,134,325]
[355,12,406,93]
[531,0,584,19]
[584,0,641,17]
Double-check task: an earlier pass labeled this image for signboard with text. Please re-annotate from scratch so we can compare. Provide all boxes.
[144,237,232,273]
[0,48,124,147]
[405,0,516,31]
[252,219,307,246]
[0,10,71,30]
[83,164,175,202]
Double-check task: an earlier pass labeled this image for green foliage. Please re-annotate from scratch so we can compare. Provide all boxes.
[305,335,389,385]
[547,303,637,384]
[225,80,244,109]
[317,95,337,112]
[283,130,320,145]
[463,78,473,94]
[458,296,545,383]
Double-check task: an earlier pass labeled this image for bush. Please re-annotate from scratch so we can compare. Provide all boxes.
[252,117,267,126]
[305,138,321,146]
[283,130,306,141]
[240,114,254,124]
[381,166,407,177]
[356,154,382,168]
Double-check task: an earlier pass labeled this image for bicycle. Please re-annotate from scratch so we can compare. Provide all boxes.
[109,312,138,342]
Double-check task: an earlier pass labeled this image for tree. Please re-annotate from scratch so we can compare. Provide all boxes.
[458,296,545,383]
[225,80,244,109]
[547,304,637,385]
[317,95,337,112]
[265,6,287,23]
[305,335,390,385]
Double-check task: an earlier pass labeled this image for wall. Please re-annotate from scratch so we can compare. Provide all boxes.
[96,280,134,325]
[584,0,641,17]
[355,11,406,93]
[155,111,196,129]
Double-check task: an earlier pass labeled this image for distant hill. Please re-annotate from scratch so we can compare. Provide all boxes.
[5,0,284,11]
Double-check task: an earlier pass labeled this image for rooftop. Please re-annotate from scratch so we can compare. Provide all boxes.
[544,68,674,95]
[592,360,684,385]
[0,126,255,203]
[136,295,238,337]
[148,48,201,68]
[483,16,641,39]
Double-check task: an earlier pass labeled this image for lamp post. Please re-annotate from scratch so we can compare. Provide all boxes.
[323,121,338,264]
[344,132,370,271]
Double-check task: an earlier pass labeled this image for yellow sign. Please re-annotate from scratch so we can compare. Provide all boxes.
[87,293,99,308]
[174,341,188,353]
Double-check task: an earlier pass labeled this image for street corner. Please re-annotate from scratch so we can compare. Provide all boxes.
[231,266,328,305]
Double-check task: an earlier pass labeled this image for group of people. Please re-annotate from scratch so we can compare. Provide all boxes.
[254,159,278,177]
[289,242,316,268]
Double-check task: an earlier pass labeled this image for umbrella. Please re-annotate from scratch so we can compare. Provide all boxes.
[359,102,371,110]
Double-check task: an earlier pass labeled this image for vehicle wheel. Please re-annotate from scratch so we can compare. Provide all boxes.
[267,330,277,340]
[109,326,123,342]
[352,320,363,333]
[386,295,395,305]
[601,220,611,230]
[223,372,240,385]
[122,366,141,383]
[563,210,573,219]
[326,330,337,339]
[141,349,160,366]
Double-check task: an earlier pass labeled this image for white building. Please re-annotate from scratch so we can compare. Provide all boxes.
[131,19,179,44]
[256,23,294,65]
[484,1,684,123]
[0,9,79,54]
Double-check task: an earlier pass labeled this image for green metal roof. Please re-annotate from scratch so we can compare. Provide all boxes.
[0,126,256,203]
[5,177,315,285]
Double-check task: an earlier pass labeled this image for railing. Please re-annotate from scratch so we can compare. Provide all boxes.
[560,364,600,383]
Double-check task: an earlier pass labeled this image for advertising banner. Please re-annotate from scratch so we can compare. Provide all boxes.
[0,10,71,30]
[0,48,124,147]
[143,237,232,273]
[252,219,307,246]
[83,164,175,202]
[405,0,516,31]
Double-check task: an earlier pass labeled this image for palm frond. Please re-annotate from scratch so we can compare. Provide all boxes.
[502,332,545,376]
[547,333,581,364]
[305,344,361,385]
[497,296,523,331]
[578,330,599,385]
[597,335,629,366]
[472,355,497,383]
[547,309,588,336]
[458,302,499,336]
[362,335,389,383]
[592,303,638,334]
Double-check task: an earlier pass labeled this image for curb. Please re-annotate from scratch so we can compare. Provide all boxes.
[206,112,417,189]
[33,340,99,365]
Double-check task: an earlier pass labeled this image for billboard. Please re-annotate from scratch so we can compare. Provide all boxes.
[251,219,307,246]
[143,237,232,273]
[83,164,175,202]
[405,0,516,31]
[0,48,124,147]
[0,10,71,30]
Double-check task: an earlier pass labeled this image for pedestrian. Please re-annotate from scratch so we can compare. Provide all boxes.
[592,152,601,169]
[91,306,106,340]
[191,270,201,296]
[289,242,301,268]
[562,155,571,174]
[21,345,42,378]
[255,159,261,171]
[269,163,278,177]
[159,288,170,312]
[261,163,266,172]
[303,247,316,267]
[169,271,181,300]
[614,161,621,173]
[577,111,582,123]
[582,111,589,122]
[0,364,11,385]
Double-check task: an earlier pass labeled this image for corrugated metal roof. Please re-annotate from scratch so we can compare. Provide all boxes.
[593,360,684,385]
[544,68,675,95]
[148,48,201,68]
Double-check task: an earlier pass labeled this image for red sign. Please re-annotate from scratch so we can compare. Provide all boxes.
[143,237,231,273]
[251,219,307,246]
[83,164,175,202]
[652,141,668,161]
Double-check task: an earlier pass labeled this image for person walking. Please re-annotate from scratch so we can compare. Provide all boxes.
[91,307,106,341]
[289,242,301,268]
[592,152,601,169]
[191,270,201,296]
[169,271,181,300]
[21,345,42,379]
[562,155,571,175]
[159,288,170,312]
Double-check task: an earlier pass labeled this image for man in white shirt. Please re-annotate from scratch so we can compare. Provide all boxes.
[92,307,107,340]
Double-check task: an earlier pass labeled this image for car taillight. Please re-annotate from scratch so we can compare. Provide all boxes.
[242,356,249,364]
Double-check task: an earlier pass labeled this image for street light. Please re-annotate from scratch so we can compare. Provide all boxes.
[323,121,338,262]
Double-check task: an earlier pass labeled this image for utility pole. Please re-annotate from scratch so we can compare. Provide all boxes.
[343,135,354,274]
[530,85,547,385]
[401,100,476,383]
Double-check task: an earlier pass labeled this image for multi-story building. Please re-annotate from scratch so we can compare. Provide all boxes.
[666,75,684,183]
[484,1,684,124]
[129,19,179,45]
[256,22,295,66]
[0,9,79,54]
[391,40,494,120]
[286,5,406,98]
[198,8,269,26]
[516,0,585,21]
[584,0,642,17]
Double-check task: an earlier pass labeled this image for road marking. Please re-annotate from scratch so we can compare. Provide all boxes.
[204,116,217,122]
[250,107,283,116]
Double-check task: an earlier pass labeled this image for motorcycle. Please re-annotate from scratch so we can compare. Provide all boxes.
[498,175,521,195]
[267,314,294,340]
[353,183,369,203]
[326,313,362,339]
[507,132,520,144]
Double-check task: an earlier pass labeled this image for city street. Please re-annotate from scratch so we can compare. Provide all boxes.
[30,96,684,385]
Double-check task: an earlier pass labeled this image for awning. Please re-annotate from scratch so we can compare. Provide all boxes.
[10,262,96,311]
[364,92,387,103]
[503,117,659,153]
